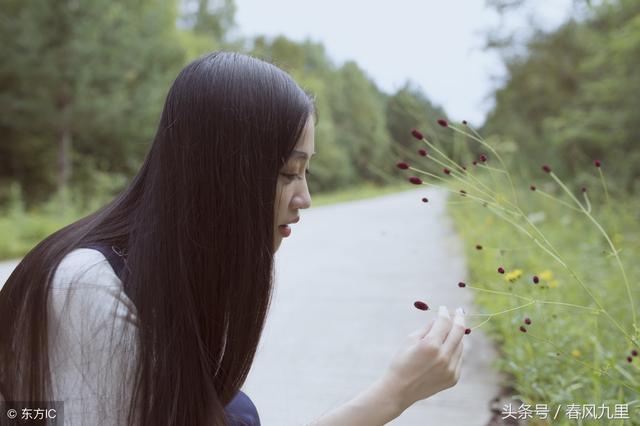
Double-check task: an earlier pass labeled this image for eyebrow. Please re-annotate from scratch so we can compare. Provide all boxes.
[290,150,316,160]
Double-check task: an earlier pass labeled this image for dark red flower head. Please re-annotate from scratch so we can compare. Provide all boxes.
[498,266,505,274]
[418,148,428,157]
[581,187,587,193]
[409,176,423,185]
[533,275,539,284]
[462,120,468,125]
[458,282,466,288]
[519,326,527,333]
[437,118,448,128]
[542,164,551,173]
[396,161,409,170]
[464,328,471,335]
[627,356,633,363]
[479,154,487,163]
[524,317,532,325]
[594,159,601,168]
[530,185,536,191]
[632,349,639,357]
[472,160,478,166]
[411,129,424,140]
[421,197,429,203]
[443,168,451,175]
[414,300,429,311]
[476,244,483,250]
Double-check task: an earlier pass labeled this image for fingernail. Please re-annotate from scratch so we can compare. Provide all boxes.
[438,305,450,318]
[456,307,464,315]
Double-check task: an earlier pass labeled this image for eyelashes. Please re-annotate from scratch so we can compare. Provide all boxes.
[281,169,311,181]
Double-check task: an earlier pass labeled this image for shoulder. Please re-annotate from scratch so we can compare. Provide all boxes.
[49,247,138,329]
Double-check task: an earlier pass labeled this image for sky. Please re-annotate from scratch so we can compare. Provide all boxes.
[232,0,576,126]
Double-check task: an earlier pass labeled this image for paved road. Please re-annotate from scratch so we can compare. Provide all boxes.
[0,187,503,425]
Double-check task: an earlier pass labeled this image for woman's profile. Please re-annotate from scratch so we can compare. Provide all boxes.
[0,51,465,425]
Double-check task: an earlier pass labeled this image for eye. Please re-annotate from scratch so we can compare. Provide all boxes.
[280,169,311,181]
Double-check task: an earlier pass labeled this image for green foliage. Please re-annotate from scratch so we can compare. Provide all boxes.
[483,0,640,194]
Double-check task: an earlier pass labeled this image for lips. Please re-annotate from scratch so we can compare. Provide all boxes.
[280,216,300,226]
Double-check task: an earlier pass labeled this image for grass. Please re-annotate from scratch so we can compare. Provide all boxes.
[447,180,640,425]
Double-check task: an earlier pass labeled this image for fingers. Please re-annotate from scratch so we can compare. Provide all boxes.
[452,340,464,380]
[442,307,466,355]
[424,306,453,344]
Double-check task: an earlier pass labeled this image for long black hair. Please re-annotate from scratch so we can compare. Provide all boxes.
[0,51,316,425]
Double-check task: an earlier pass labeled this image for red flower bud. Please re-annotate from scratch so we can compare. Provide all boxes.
[581,187,587,193]
[396,161,409,170]
[409,176,423,185]
[519,326,527,333]
[533,275,539,284]
[632,349,639,357]
[414,300,429,311]
[627,356,633,363]
[524,317,532,325]
[464,328,471,335]
[458,282,466,288]
[530,185,536,191]
[418,149,428,157]
[462,120,468,125]
[443,168,451,175]
[437,119,448,127]
[411,129,424,140]
[594,159,601,168]
[542,164,551,173]
[498,267,505,274]
[472,160,478,166]
[421,197,429,203]
[479,154,487,163]
[476,244,483,250]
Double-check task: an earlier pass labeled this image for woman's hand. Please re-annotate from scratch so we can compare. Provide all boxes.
[380,305,466,411]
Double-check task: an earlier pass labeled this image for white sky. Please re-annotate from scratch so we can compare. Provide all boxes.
[232,0,576,126]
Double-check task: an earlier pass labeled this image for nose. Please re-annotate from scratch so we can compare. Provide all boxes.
[291,182,312,210]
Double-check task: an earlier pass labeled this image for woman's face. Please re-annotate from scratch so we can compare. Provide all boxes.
[274,115,315,252]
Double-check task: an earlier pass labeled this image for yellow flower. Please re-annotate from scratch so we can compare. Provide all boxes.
[571,349,581,358]
[539,270,554,281]
[549,280,559,288]
[504,269,523,283]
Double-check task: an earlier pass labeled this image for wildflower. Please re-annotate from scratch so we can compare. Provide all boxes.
[421,197,428,203]
[443,168,451,175]
[479,154,487,163]
[396,161,409,170]
[462,120,468,125]
[504,269,523,282]
[458,282,466,288]
[519,326,527,333]
[539,270,553,281]
[437,119,448,127]
[411,129,424,140]
[414,300,429,311]
[497,266,505,274]
[542,164,551,173]
[464,328,471,335]
[581,187,587,193]
[532,275,539,284]
[418,149,428,157]
[524,317,532,325]
[632,349,638,357]
[627,356,633,363]
[476,244,483,250]
[594,159,601,168]
[472,160,478,166]
[409,176,423,185]
[571,349,581,358]
[530,185,536,191]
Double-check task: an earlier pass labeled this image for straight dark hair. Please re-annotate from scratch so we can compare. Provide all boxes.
[0,51,316,425]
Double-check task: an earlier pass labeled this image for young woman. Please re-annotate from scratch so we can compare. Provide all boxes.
[0,51,465,425]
